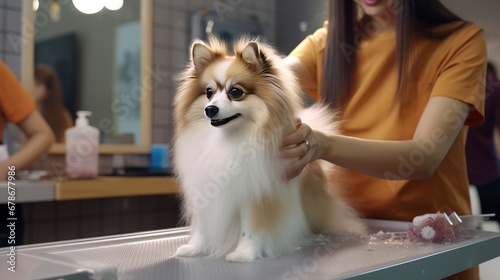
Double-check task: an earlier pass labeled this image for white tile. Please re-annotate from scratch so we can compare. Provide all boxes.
[170,0,189,11]
[6,0,22,9]
[154,6,170,26]
[154,26,170,46]
[0,9,4,31]
[0,33,4,52]
[165,86,176,104]
[189,0,208,10]
[155,0,170,8]
[154,46,170,66]
[5,53,21,79]
[169,8,188,31]
[153,126,168,143]
[169,28,188,49]
[169,48,188,68]
[150,63,171,90]
[4,31,22,53]
[153,88,171,107]
[153,105,171,126]
[166,125,175,143]
[6,10,21,33]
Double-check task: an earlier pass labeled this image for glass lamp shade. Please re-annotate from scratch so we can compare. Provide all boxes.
[72,0,105,15]
[105,0,124,11]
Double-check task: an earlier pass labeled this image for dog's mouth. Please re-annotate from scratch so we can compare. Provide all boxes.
[211,113,242,127]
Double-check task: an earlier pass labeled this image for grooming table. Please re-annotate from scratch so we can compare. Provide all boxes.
[1,219,499,280]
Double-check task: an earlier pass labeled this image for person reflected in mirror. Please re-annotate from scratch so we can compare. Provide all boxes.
[466,62,500,224]
[34,64,73,142]
[0,61,55,178]
[1,61,55,247]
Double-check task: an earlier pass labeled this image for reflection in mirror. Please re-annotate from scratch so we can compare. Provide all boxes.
[33,0,143,145]
[33,64,73,142]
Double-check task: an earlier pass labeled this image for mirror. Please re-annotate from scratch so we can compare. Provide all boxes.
[22,0,152,154]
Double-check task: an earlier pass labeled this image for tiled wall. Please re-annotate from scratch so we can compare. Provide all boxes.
[0,0,22,78]
[151,0,276,144]
[15,195,182,246]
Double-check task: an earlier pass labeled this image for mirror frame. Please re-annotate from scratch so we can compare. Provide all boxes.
[21,0,152,154]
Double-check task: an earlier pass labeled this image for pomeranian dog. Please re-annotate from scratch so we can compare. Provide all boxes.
[173,37,365,262]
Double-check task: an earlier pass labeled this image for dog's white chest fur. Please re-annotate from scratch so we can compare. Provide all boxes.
[174,122,311,261]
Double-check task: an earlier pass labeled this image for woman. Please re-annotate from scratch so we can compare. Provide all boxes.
[0,61,54,246]
[281,1,486,279]
[34,64,73,142]
[0,61,55,177]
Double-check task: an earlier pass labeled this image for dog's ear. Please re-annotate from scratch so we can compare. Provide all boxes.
[241,41,262,67]
[191,42,213,70]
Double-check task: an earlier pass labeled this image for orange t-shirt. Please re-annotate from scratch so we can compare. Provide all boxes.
[291,23,487,221]
[0,61,36,141]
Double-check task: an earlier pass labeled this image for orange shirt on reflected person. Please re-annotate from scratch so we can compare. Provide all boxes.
[0,61,36,141]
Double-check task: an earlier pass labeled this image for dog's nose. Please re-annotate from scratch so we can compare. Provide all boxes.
[205,105,219,118]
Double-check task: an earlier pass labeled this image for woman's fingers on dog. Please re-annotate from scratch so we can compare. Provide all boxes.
[281,122,310,148]
[295,118,302,128]
[285,157,309,180]
[281,130,302,149]
[279,140,309,159]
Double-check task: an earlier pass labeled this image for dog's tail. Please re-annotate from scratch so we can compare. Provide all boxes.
[298,103,340,137]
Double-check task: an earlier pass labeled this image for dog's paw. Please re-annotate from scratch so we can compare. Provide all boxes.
[225,249,257,262]
[175,244,203,257]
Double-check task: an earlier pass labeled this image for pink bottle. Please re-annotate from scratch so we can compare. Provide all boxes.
[65,111,99,179]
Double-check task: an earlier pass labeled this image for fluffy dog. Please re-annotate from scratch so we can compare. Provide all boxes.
[173,37,365,262]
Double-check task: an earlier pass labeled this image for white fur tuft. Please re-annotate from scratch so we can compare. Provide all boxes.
[299,104,340,137]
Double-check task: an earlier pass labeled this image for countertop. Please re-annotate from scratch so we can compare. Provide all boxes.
[0,181,54,203]
[0,176,180,203]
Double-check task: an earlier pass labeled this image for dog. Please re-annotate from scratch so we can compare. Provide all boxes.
[172,37,365,262]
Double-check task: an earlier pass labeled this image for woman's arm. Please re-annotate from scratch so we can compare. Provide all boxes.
[0,110,55,178]
[281,96,469,180]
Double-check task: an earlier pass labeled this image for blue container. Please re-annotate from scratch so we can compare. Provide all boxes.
[150,144,170,171]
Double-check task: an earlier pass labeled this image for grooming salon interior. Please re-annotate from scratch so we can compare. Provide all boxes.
[0,0,499,279]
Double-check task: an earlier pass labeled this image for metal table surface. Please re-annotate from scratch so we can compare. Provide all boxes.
[1,219,499,280]
[0,180,54,203]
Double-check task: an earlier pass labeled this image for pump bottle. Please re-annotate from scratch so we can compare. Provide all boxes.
[65,111,99,179]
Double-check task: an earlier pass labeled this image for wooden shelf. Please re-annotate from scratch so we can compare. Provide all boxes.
[53,176,180,201]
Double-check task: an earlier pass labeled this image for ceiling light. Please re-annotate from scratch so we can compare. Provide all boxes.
[72,0,105,15]
[105,0,123,11]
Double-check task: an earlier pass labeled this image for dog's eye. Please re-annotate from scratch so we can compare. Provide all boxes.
[205,87,213,99]
[228,87,245,100]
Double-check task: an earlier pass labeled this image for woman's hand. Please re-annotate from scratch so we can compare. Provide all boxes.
[280,118,325,180]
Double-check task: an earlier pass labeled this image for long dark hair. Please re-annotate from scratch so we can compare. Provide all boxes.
[35,64,70,142]
[323,0,467,108]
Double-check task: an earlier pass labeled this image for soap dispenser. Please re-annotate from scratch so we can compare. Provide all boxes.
[65,111,99,179]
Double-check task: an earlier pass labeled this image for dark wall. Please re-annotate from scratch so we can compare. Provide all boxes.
[275,0,328,54]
